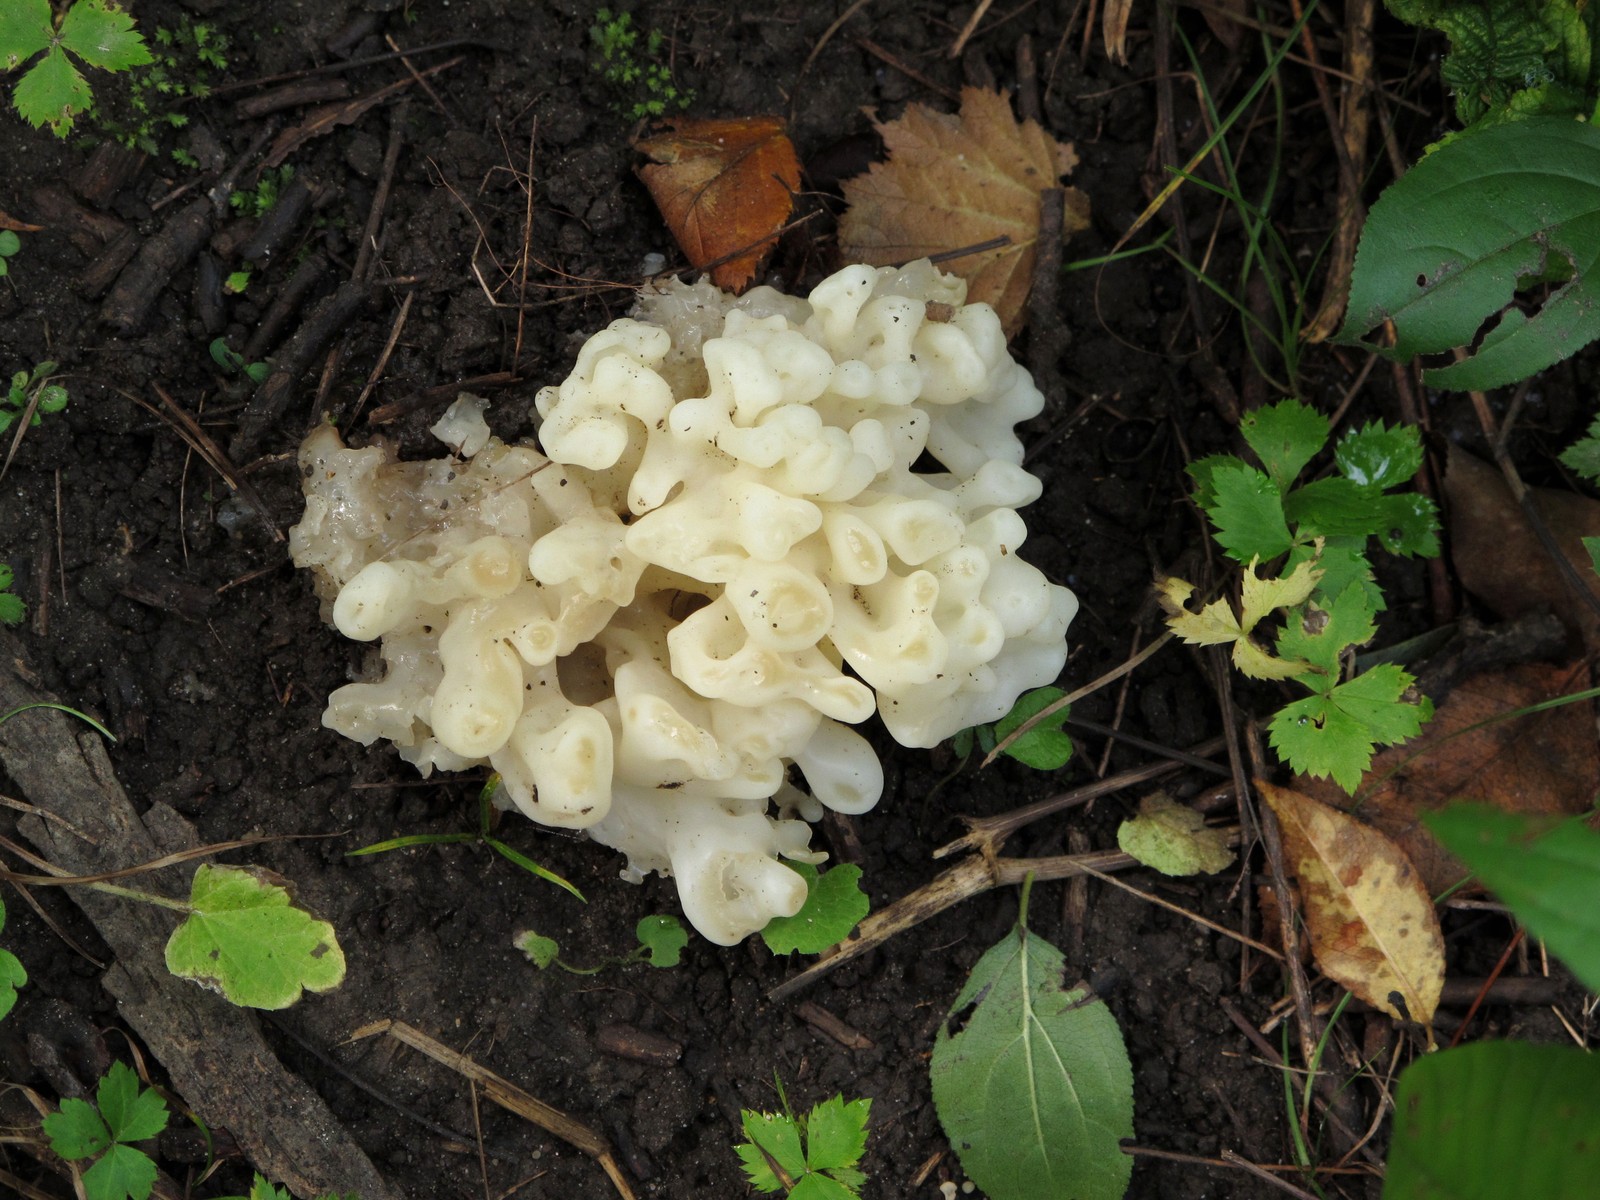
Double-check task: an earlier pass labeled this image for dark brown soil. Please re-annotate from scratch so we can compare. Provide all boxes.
[0,3,1587,1199]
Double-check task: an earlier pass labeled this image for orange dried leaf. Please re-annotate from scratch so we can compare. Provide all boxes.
[838,86,1090,337]
[0,209,43,233]
[634,116,801,293]
[1259,780,1444,1029]
[1299,662,1600,896]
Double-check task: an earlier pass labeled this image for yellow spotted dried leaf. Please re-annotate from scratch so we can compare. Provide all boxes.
[1259,780,1443,1030]
[634,116,802,292]
[839,87,1089,336]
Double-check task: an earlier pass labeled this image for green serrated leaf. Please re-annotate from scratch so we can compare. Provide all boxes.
[931,915,1134,1200]
[1291,537,1380,610]
[635,914,687,967]
[1282,477,1388,538]
[0,591,24,627]
[1335,421,1424,491]
[1338,118,1600,391]
[12,45,92,134]
[1116,795,1234,876]
[1384,1041,1600,1200]
[993,686,1073,769]
[804,1096,870,1173]
[97,1061,167,1144]
[164,864,346,1009]
[0,944,23,1020]
[1584,535,1600,576]
[1275,582,1379,677]
[1372,492,1442,557]
[248,1175,293,1200]
[513,930,559,969]
[43,1096,111,1160]
[1269,666,1431,793]
[1239,399,1329,490]
[1427,805,1600,993]
[83,1140,158,1200]
[0,0,52,70]
[789,1175,861,1200]
[740,1110,807,1191]
[761,863,869,955]
[56,0,153,72]
[1185,453,1243,510]
[1205,464,1293,562]
[1562,427,1600,484]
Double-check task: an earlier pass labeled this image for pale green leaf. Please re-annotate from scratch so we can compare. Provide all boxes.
[992,686,1073,770]
[761,864,868,955]
[1269,666,1432,793]
[0,0,52,69]
[1383,1041,1600,1200]
[56,0,153,72]
[164,865,346,1009]
[739,1110,806,1192]
[1338,118,1600,391]
[43,1097,111,1160]
[804,1095,870,1173]
[1238,555,1322,631]
[931,920,1134,1200]
[248,1175,293,1200]
[513,931,559,968]
[789,1175,860,1200]
[635,914,687,967]
[1204,464,1293,562]
[12,46,92,135]
[1239,399,1328,490]
[82,1141,158,1200]
[1117,795,1234,876]
[96,1061,167,1144]
[1427,805,1600,993]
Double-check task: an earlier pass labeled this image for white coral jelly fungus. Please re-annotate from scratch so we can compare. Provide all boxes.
[290,261,1077,944]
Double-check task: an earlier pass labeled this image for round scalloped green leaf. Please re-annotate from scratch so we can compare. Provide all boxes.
[1384,1041,1600,1200]
[165,865,345,1009]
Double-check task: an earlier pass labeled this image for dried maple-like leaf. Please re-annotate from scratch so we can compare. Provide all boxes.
[634,116,801,293]
[838,86,1090,337]
[1299,662,1600,896]
[1259,780,1444,1031]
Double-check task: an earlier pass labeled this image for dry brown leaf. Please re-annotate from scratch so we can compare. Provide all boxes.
[0,209,43,233]
[1444,447,1600,646]
[1259,780,1444,1029]
[838,87,1090,337]
[634,116,801,293]
[1299,662,1599,895]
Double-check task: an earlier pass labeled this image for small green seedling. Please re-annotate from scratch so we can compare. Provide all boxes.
[208,338,271,386]
[0,563,25,626]
[516,913,687,973]
[736,1079,871,1199]
[42,1061,168,1200]
[0,229,20,277]
[94,15,229,159]
[1162,399,1439,792]
[952,685,1074,770]
[761,863,869,955]
[0,893,25,1019]
[2,360,69,434]
[588,7,693,120]
[231,165,294,218]
[216,1172,359,1200]
[1,0,153,136]
[350,774,584,900]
